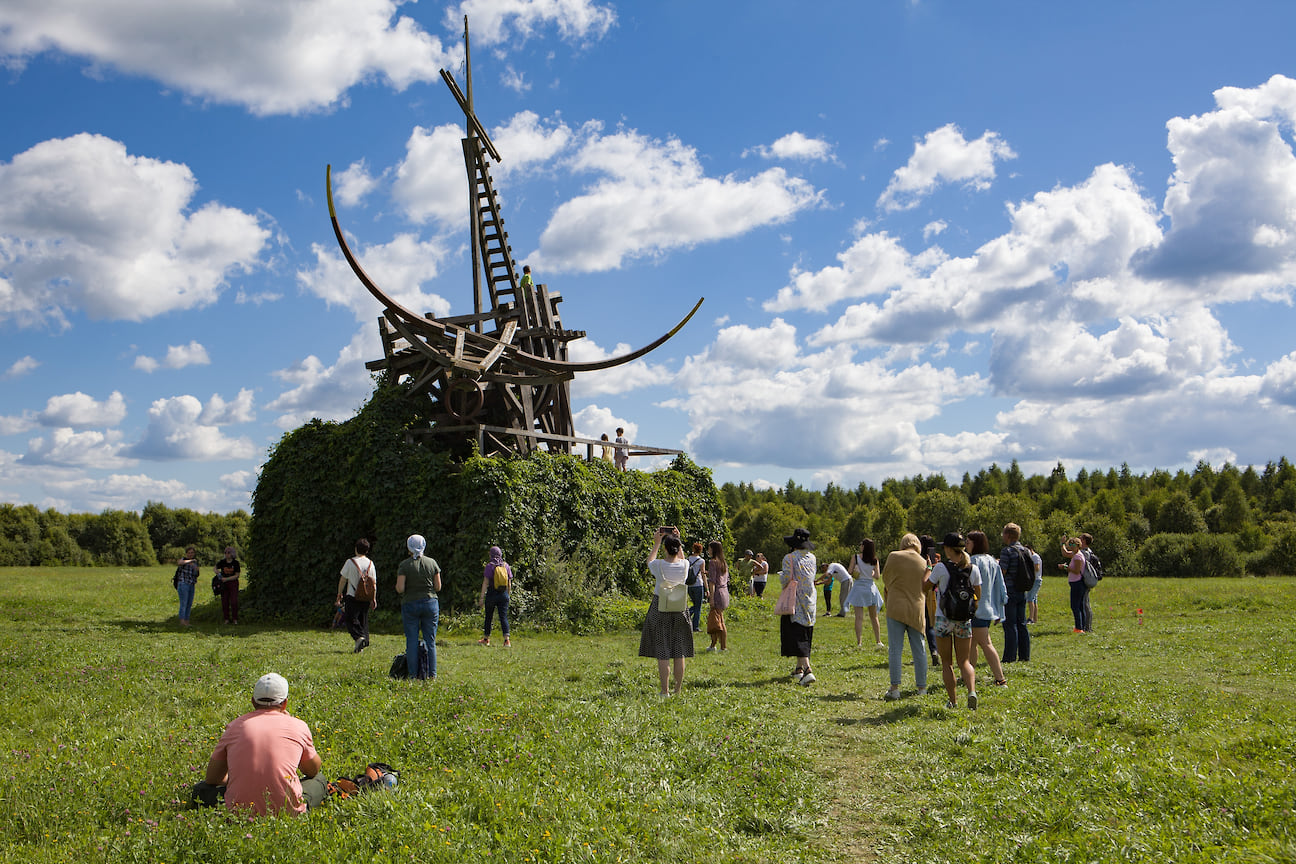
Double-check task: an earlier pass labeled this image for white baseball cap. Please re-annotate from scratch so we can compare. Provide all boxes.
[252,673,289,706]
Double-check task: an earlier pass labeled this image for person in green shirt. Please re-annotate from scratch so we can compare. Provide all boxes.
[734,550,755,595]
[396,534,442,680]
[519,264,533,290]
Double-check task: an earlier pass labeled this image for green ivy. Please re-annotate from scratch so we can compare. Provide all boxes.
[246,378,729,624]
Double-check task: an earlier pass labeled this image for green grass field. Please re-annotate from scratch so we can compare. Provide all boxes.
[1,567,1293,863]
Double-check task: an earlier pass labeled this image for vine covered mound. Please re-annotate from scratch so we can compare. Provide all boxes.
[246,380,727,622]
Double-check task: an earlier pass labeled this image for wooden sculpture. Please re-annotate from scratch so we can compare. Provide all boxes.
[326,17,701,457]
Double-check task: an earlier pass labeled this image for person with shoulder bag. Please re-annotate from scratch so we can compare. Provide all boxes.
[638,528,693,696]
[477,545,513,647]
[174,545,200,626]
[336,538,376,654]
[779,528,819,686]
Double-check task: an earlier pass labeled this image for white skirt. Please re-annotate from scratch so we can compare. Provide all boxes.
[846,577,882,609]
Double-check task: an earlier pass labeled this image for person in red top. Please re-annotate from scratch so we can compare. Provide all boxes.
[192,673,326,815]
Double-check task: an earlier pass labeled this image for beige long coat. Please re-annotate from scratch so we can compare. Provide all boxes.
[881,548,928,632]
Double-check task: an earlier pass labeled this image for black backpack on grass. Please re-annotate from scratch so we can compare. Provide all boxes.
[389,641,432,680]
[940,561,977,622]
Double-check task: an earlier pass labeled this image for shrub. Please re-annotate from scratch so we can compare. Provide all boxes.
[1153,491,1208,535]
[1133,532,1246,578]
[906,489,970,539]
[1248,523,1296,575]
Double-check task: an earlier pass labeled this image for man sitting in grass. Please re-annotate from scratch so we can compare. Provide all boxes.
[191,673,327,816]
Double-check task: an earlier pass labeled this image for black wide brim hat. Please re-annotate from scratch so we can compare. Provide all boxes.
[783,527,815,550]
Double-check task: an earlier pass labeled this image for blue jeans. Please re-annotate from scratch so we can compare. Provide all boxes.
[1002,591,1030,662]
[687,585,705,631]
[177,581,195,622]
[483,591,509,638]
[886,617,928,689]
[1070,580,1092,631]
[402,597,439,679]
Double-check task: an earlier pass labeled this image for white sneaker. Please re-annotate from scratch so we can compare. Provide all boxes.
[705,645,717,653]
[968,691,978,711]
[799,671,816,686]
[916,686,928,696]
[884,687,902,701]
[875,642,885,650]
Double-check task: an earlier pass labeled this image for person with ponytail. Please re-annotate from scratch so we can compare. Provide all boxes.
[926,532,982,709]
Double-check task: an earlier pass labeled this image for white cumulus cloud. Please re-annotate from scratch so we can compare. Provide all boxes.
[134,341,212,373]
[266,329,378,429]
[125,395,257,461]
[299,233,452,323]
[532,128,823,272]
[745,132,835,162]
[20,428,134,468]
[878,123,1017,212]
[38,391,128,429]
[4,355,39,378]
[0,134,269,328]
[0,0,458,115]
[447,0,616,47]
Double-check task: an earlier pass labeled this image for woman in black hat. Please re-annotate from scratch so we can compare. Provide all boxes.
[779,527,819,685]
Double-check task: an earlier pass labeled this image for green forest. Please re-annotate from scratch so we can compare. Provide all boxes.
[3,456,1295,582]
[0,501,248,568]
[720,457,1296,579]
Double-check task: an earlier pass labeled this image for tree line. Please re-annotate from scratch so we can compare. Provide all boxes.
[0,501,249,568]
[722,458,1296,579]
[5,456,1295,580]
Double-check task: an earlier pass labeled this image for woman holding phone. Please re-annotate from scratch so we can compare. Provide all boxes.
[638,527,694,696]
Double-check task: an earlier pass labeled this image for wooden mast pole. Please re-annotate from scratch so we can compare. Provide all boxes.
[464,15,483,333]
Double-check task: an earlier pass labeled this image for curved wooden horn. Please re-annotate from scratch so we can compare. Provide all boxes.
[327,164,445,328]
[327,164,703,374]
[505,296,705,373]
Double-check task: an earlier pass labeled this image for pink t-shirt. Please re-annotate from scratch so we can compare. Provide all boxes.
[212,709,319,816]
[1068,551,1086,583]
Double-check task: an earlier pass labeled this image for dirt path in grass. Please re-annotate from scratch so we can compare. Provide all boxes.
[801,679,919,863]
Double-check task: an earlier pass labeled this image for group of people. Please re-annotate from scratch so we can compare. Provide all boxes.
[598,428,631,471]
[183,521,1102,818]
[333,534,445,679]
[172,544,241,626]
[189,534,509,817]
[638,522,1099,708]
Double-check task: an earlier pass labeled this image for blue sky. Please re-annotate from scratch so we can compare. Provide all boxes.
[3,0,1296,514]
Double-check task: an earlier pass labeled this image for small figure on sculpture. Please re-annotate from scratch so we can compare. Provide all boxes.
[614,427,630,471]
